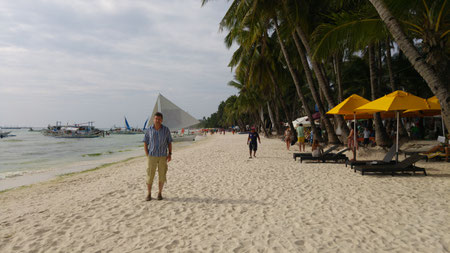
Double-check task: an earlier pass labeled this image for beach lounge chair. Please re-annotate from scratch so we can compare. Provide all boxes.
[354,154,427,176]
[299,148,350,163]
[404,144,448,162]
[346,144,396,169]
[293,145,339,161]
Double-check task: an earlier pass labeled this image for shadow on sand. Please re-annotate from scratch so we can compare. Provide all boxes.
[166,197,268,205]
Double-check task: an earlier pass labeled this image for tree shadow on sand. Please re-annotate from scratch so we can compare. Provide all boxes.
[252,156,288,160]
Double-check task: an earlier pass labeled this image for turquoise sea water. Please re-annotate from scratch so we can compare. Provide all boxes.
[0,129,147,190]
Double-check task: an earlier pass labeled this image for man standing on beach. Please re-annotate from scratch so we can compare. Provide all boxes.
[143,112,172,201]
[296,124,305,152]
[247,127,261,158]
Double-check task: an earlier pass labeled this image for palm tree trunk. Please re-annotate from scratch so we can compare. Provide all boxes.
[376,42,383,95]
[252,112,260,129]
[369,44,391,147]
[274,22,325,142]
[291,31,340,144]
[273,101,283,135]
[333,53,344,103]
[295,26,350,140]
[267,101,277,134]
[237,118,245,132]
[259,105,269,137]
[266,63,298,137]
[369,0,450,131]
[385,38,396,91]
[383,40,408,138]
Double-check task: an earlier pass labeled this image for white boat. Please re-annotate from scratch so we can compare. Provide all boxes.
[0,130,11,138]
[42,122,104,138]
[150,94,200,142]
[171,133,197,142]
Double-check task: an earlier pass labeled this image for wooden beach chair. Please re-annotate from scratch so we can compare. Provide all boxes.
[299,148,350,163]
[346,144,396,169]
[354,154,427,176]
[293,145,339,161]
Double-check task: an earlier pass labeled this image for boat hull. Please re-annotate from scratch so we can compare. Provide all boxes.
[172,134,196,142]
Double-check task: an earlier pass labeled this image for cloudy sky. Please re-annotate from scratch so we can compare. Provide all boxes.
[0,0,236,128]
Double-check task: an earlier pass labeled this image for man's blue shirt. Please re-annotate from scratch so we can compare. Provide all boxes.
[142,125,173,157]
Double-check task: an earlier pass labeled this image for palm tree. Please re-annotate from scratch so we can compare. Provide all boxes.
[368,43,392,146]
[281,0,350,141]
[368,0,449,130]
[211,0,327,139]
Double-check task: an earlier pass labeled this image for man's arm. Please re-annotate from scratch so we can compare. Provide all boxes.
[167,142,172,162]
[144,142,149,156]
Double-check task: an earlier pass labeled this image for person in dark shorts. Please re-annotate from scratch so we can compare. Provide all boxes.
[363,127,371,147]
[247,127,261,158]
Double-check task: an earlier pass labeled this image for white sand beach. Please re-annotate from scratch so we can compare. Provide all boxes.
[1,134,449,252]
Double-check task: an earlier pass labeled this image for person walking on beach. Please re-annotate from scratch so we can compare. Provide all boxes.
[247,127,261,158]
[284,126,292,150]
[296,124,305,152]
[143,112,172,201]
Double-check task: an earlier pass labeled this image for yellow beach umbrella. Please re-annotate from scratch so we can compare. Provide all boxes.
[354,90,430,161]
[403,96,444,136]
[426,96,441,110]
[327,94,370,115]
[354,90,430,113]
[327,94,370,160]
[403,96,441,113]
[343,111,436,120]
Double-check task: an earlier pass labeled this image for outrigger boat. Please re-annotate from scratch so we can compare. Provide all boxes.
[42,121,104,138]
[110,117,144,135]
[0,130,11,138]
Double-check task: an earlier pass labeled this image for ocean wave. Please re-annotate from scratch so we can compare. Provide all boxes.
[0,170,30,180]
[23,152,48,156]
[82,153,103,157]
[19,159,49,165]
[3,139,23,142]
[0,167,54,181]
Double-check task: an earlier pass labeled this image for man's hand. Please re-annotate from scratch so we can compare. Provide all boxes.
[167,154,172,162]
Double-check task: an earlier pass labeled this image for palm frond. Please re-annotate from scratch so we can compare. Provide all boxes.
[311,11,387,60]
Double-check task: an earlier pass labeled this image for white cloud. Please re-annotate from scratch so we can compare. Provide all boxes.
[0,0,237,127]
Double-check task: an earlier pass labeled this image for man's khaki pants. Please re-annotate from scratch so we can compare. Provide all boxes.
[146,156,168,186]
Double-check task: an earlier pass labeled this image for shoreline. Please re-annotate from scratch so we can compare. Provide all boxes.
[0,156,142,194]
[0,135,208,192]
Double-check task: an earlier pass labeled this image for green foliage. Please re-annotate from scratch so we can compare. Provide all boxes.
[201,0,446,136]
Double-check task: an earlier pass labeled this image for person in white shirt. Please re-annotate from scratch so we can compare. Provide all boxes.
[363,127,371,147]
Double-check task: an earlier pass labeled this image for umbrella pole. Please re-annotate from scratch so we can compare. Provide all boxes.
[354,113,357,161]
[442,111,446,137]
[396,111,399,163]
